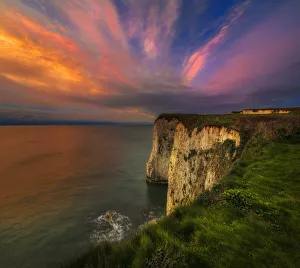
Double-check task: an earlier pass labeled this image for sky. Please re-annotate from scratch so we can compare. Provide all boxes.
[0,0,300,123]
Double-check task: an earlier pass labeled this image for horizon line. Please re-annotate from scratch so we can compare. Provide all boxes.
[0,121,154,126]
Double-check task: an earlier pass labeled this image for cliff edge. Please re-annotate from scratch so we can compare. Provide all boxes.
[146,112,300,215]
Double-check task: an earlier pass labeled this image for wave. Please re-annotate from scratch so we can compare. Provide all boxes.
[89,208,165,244]
[89,210,132,244]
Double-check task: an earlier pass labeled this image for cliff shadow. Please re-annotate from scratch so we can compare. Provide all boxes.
[146,183,168,209]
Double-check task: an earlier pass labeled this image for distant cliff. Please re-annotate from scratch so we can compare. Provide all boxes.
[146,113,300,215]
[231,107,300,115]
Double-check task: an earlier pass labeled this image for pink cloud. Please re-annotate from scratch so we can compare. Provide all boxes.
[182,0,250,85]
[205,0,300,94]
[122,0,180,59]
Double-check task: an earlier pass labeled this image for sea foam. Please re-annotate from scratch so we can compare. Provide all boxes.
[90,210,132,244]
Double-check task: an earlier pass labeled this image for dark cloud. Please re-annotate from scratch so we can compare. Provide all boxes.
[65,83,300,117]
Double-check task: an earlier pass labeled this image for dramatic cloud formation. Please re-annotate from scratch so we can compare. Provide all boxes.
[0,0,299,123]
[182,0,251,85]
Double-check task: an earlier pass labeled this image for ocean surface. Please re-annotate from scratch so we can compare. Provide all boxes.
[0,125,167,268]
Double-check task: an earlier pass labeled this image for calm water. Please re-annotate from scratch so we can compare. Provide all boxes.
[0,126,167,268]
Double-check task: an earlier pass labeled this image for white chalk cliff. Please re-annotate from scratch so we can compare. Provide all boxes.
[146,118,179,184]
[146,118,241,215]
[167,123,240,215]
[146,112,300,215]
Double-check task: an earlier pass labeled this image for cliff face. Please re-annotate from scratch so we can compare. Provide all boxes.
[167,124,240,214]
[147,113,300,215]
[146,118,179,184]
[146,116,242,214]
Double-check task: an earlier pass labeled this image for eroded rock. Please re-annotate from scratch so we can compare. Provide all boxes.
[167,124,240,214]
[146,118,179,184]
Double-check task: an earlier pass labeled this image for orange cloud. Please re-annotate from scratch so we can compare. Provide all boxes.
[0,2,154,121]
[0,6,104,96]
[0,0,181,100]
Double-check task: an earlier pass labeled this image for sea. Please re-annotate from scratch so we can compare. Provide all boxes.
[0,125,167,268]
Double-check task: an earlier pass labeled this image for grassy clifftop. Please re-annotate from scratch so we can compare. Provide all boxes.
[62,115,300,268]
[156,111,300,132]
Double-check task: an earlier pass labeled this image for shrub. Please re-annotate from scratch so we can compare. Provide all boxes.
[276,127,291,139]
[223,189,253,209]
[175,220,198,241]
[145,243,188,268]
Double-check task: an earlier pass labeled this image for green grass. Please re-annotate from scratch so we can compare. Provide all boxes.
[61,134,300,268]
[156,112,300,136]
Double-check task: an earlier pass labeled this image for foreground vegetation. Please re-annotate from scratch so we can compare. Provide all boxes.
[61,123,300,268]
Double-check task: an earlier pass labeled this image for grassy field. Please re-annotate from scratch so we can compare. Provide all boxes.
[61,127,300,267]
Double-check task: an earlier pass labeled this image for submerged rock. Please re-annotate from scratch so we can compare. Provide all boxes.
[89,210,132,244]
